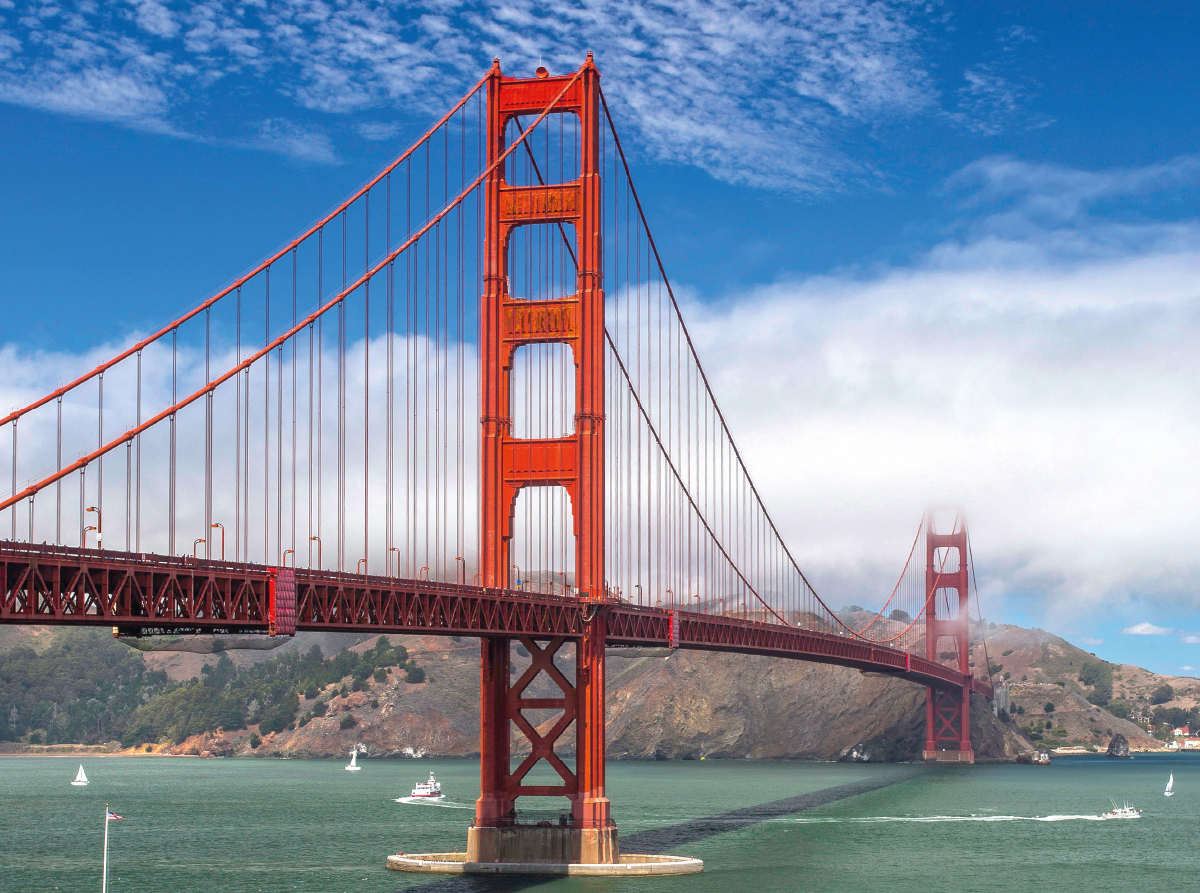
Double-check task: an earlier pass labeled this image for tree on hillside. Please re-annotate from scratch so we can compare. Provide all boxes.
[1078,661,1113,706]
[1150,683,1175,705]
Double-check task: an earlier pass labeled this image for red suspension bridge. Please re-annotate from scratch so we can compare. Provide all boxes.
[0,56,991,866]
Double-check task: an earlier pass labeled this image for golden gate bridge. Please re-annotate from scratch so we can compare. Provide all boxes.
[0,55,991,871]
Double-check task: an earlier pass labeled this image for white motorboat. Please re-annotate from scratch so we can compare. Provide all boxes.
[1101,799,1142,819]
[71,765,88,786]
[345,749,361,771]
[410,771,443,799]
[1165,773,1174,797]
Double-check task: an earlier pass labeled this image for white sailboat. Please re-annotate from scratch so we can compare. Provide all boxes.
[1165,774,1174,797]
[345,748,361,771]
[71,764,88,786]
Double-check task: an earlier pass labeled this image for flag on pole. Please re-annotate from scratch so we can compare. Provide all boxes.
[106,809,123,820]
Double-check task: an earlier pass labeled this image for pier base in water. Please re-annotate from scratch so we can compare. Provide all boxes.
[388,824,701,876]
[387,852,702,877]
[924,749,975,764]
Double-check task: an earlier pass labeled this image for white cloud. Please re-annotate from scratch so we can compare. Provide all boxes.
[1079,637,1105,646]
[251,118,337,164]
[670,156,1200,618]
[1182,665,1194,671]
[1122,623,1173,636]
[1182,636,1200,645]
[0,0,957,188]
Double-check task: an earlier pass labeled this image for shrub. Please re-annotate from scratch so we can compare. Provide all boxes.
[339,714,358,730]
[298,715,310,727]
[888,609,911,623]
[369,699,379,709]
[1003,672,1012,680]
[249,733,261,749]
[989,663,1003,676]
[311,701,328,718]
[304,686,318,700]
[373,668,388,684]
[405,666,426,684]
[1044,702,1055,713]
[1016,706,1025,715]
[351,679,365,692]
[339,687,349,699]
[1150,684,1175,705]
[1002,649,1013,657]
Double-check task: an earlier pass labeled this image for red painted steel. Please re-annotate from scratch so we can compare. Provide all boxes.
[924,519,975,758]
[0,540,991,698]
[477,54,610,831]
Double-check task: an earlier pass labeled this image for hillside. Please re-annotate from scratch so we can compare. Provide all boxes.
[4,619,1192,762]
[969,624,1196,751]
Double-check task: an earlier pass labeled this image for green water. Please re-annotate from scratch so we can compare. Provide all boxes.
[3,754,1198,892]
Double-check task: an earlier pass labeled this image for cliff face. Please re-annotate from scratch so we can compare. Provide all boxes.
[161,634,1020,762]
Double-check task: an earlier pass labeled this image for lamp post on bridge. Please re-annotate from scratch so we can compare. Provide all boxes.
[85,506,101,547]
[309,535,321,570]
[192,538,204,558]
[210,522,225,560]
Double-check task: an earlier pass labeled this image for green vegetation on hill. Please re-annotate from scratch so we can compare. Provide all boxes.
[0,630,169,744]
[0,630,424,747]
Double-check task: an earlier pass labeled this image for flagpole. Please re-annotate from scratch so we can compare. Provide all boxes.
[102,805,110,893]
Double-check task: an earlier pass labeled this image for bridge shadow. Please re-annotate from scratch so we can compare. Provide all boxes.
[391,767,922,892]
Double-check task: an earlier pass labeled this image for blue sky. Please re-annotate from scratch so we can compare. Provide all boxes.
[3,2,1200,674]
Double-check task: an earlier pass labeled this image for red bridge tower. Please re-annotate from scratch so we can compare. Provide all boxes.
[923,517,974,763]
[471,55,615,863]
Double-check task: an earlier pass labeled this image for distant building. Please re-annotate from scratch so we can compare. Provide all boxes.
[1183,738,1200,750]
[1172,726,1190,737]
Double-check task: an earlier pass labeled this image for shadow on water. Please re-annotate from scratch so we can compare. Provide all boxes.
[393,767,922,893]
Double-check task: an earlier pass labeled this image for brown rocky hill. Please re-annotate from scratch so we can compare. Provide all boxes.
[16,620,1195,761]
[151,632,1027,763]
[967,624,1183,751]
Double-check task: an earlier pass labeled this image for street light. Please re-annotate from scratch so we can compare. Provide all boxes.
[83,525,99,548]
[309,535,322,569]
[284,549,295,568]
[85,506,102,547]
[388,547,400,577]
[193,538,205,558]
[356,558,367,575]
[210,522,225,560]
[455,557,466,585]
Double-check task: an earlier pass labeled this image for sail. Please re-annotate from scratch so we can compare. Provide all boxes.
[1166,773,1174,794]
[72,765,87,785]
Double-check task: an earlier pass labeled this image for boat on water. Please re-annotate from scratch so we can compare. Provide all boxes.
[345,749,361,771]
[1101,799,1142,819]
[71,765,88,786]
[1165,774,1175,797]
[410,771,443,799]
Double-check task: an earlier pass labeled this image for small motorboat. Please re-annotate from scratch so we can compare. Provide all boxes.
[410,771,443,799]
[71,765,88,786]
[1101,799,1142,819]
[1165,773,1175,797]
[345,749,361,771]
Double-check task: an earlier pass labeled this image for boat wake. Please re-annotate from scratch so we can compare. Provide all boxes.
[393,796,473,809]
[786,814,1117,824]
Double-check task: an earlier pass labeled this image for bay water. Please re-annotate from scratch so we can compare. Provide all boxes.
[3,753,1197,892]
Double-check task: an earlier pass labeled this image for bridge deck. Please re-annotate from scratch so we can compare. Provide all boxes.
[0,541,990,697]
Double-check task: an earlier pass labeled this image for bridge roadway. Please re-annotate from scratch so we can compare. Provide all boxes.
[0,541,991,698]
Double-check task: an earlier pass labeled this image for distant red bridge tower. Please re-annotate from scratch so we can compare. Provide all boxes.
[923,518,974,763]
